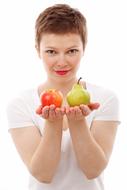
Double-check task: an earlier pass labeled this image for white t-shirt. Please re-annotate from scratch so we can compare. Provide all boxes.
[6,82,120,190]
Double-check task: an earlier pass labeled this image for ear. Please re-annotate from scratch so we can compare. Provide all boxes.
[35,44,41,58]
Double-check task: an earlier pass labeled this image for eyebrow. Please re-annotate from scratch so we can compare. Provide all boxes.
[45,46,80,50]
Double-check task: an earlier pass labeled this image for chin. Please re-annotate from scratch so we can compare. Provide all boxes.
[57,75,76,83]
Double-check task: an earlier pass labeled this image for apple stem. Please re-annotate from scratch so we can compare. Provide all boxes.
[77,77,82,84]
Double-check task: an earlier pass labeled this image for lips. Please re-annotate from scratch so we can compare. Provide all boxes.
[55,70,70,75]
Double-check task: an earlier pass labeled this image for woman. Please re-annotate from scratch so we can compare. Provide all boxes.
[6,4,120,190]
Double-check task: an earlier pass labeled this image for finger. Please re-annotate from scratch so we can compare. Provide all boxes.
[80,105,91,116]
[65,106,70,114]
[88,103,100,110]
[75,106,82,117]
[60,107,65,116]
[42,106,49,118]
[69,107,75,117]
[55,107,61,117]
[36,105,43,115]
[49,104,56,118]
[50,104,56,109]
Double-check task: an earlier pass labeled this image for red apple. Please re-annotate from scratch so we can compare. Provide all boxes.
[40,89,63,108]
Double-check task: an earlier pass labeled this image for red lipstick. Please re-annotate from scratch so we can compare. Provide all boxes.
[55,70,70,75]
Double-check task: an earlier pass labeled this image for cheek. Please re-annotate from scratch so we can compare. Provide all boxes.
[43,62,53,71]
[42,55,55,67]
[69,56,81,66]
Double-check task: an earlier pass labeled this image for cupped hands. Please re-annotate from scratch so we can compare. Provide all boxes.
[36,102,100,122]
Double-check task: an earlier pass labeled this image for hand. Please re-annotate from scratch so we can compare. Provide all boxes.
[65,102,100,121]
[36,104,65,122]
[79,102,100,115]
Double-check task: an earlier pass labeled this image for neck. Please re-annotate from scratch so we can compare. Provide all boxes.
[44,77,78,96]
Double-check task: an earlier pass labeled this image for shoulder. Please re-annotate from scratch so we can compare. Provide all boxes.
[6,88,39,112]
[86,82,119,104]
[6,88,40,129]
[86,82,120,121]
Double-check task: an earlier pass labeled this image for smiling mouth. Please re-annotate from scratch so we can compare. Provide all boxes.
[55,70,70,75]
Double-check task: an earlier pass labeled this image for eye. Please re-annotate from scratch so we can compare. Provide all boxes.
[45,50,57,56]
[67,49,79,55]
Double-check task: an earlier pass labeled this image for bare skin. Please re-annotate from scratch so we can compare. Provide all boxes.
[10,100,118,182]
[9,33,118,183]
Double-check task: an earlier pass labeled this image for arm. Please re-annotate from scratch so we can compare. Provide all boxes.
[68,119,118,179]
[9,105,65,183]
[66,104,118,179]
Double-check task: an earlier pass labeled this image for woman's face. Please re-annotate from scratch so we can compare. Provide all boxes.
[38,33,84,83]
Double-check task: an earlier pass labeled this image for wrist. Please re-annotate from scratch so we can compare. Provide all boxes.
[68,118,87,130]
[47,118,63,124]
[45,119,63,130]
[68,117,86,125]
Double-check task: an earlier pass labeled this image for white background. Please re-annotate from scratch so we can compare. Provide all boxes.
[0,0,127,189]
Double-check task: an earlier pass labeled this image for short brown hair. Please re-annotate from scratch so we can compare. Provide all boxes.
[35,4,87,50]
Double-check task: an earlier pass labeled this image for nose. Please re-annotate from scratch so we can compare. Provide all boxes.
[57,53,67,67]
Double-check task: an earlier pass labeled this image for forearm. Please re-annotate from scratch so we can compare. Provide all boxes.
[30,120,62,183]
[69,119,107,179]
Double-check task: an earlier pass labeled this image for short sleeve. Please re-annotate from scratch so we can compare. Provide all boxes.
[6,97,35,129]
[94,92,120,124]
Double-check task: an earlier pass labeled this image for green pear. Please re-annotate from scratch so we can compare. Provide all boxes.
[66,77,90,106]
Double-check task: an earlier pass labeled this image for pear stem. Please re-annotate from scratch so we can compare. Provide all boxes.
[77,77,82,84]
